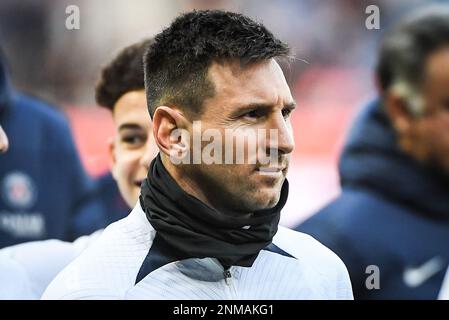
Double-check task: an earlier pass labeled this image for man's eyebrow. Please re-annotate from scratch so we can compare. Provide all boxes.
[234,100,297,113]
[118,123,144,131]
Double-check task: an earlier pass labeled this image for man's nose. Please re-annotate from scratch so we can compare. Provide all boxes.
[0,125,9,154]
[267,113,294,155]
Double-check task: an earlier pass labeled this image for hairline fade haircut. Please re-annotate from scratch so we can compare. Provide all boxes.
[95,38,155,111]
[143,10,290,119]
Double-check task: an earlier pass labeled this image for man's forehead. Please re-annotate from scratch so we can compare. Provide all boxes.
[112,91,147,116]
[208,58,283,83]
[206,59,293,108]
[112,90,150,127]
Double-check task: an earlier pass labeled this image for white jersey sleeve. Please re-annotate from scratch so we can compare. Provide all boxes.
[0,230,103,299]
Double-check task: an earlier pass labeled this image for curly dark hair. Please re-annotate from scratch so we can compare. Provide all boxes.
[95,38,154,110]
[144,10,290,118]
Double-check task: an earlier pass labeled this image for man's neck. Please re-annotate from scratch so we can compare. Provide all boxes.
[161,155,214,206]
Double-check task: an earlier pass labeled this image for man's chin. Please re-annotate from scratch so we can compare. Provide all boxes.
[248,188,282,211]
[127,189,141,207]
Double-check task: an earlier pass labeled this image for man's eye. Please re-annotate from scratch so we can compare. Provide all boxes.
[243,109,264,120]
[122,135,146,145]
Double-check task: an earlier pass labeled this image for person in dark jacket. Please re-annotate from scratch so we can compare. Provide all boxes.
[296,6,449,299]
[0,46,101,247]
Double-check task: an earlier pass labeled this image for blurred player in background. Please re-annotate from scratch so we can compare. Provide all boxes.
[95,39,158,210]
[75,38,161,233]
[296,6,449,299]
[0,38,158,299]
[0,45,102,248]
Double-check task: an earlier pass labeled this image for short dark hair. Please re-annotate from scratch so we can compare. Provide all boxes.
[143,10,290,118]
[95,38,154,110]
[377,5,449,92]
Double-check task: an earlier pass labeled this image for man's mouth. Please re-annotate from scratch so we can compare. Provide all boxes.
[256,166,287,176]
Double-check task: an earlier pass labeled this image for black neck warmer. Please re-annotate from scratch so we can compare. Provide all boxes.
[140,155,289,268]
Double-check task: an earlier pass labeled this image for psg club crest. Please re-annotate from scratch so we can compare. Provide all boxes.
[1,171,37,210]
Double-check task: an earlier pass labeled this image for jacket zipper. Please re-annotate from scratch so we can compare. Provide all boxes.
[223,267,237,299]
[224,269,232,285]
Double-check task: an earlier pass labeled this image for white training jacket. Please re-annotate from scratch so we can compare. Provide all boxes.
[42,202,353,300]
[0,230,102,299]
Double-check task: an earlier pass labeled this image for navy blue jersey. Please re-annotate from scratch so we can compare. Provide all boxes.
[73,172,129,235]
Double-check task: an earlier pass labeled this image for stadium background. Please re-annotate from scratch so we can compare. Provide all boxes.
[0,0,441,226]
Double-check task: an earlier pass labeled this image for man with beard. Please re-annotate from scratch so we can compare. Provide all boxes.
[43,10,352,300]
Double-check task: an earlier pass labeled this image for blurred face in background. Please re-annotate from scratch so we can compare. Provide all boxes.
[109,89,159,207]
[0,124,8,153]
[389,47,449,174]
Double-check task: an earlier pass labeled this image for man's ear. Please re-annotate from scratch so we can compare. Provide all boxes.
[384,91,413,134]
[152,106,190,159]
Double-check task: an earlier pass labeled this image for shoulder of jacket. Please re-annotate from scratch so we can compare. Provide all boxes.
[42,207,155,300]
[273,226,350,276]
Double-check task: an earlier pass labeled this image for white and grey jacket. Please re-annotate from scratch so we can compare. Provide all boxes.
[42,202,353,300]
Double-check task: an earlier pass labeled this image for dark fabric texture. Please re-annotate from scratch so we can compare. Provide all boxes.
[140,154,288,268]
